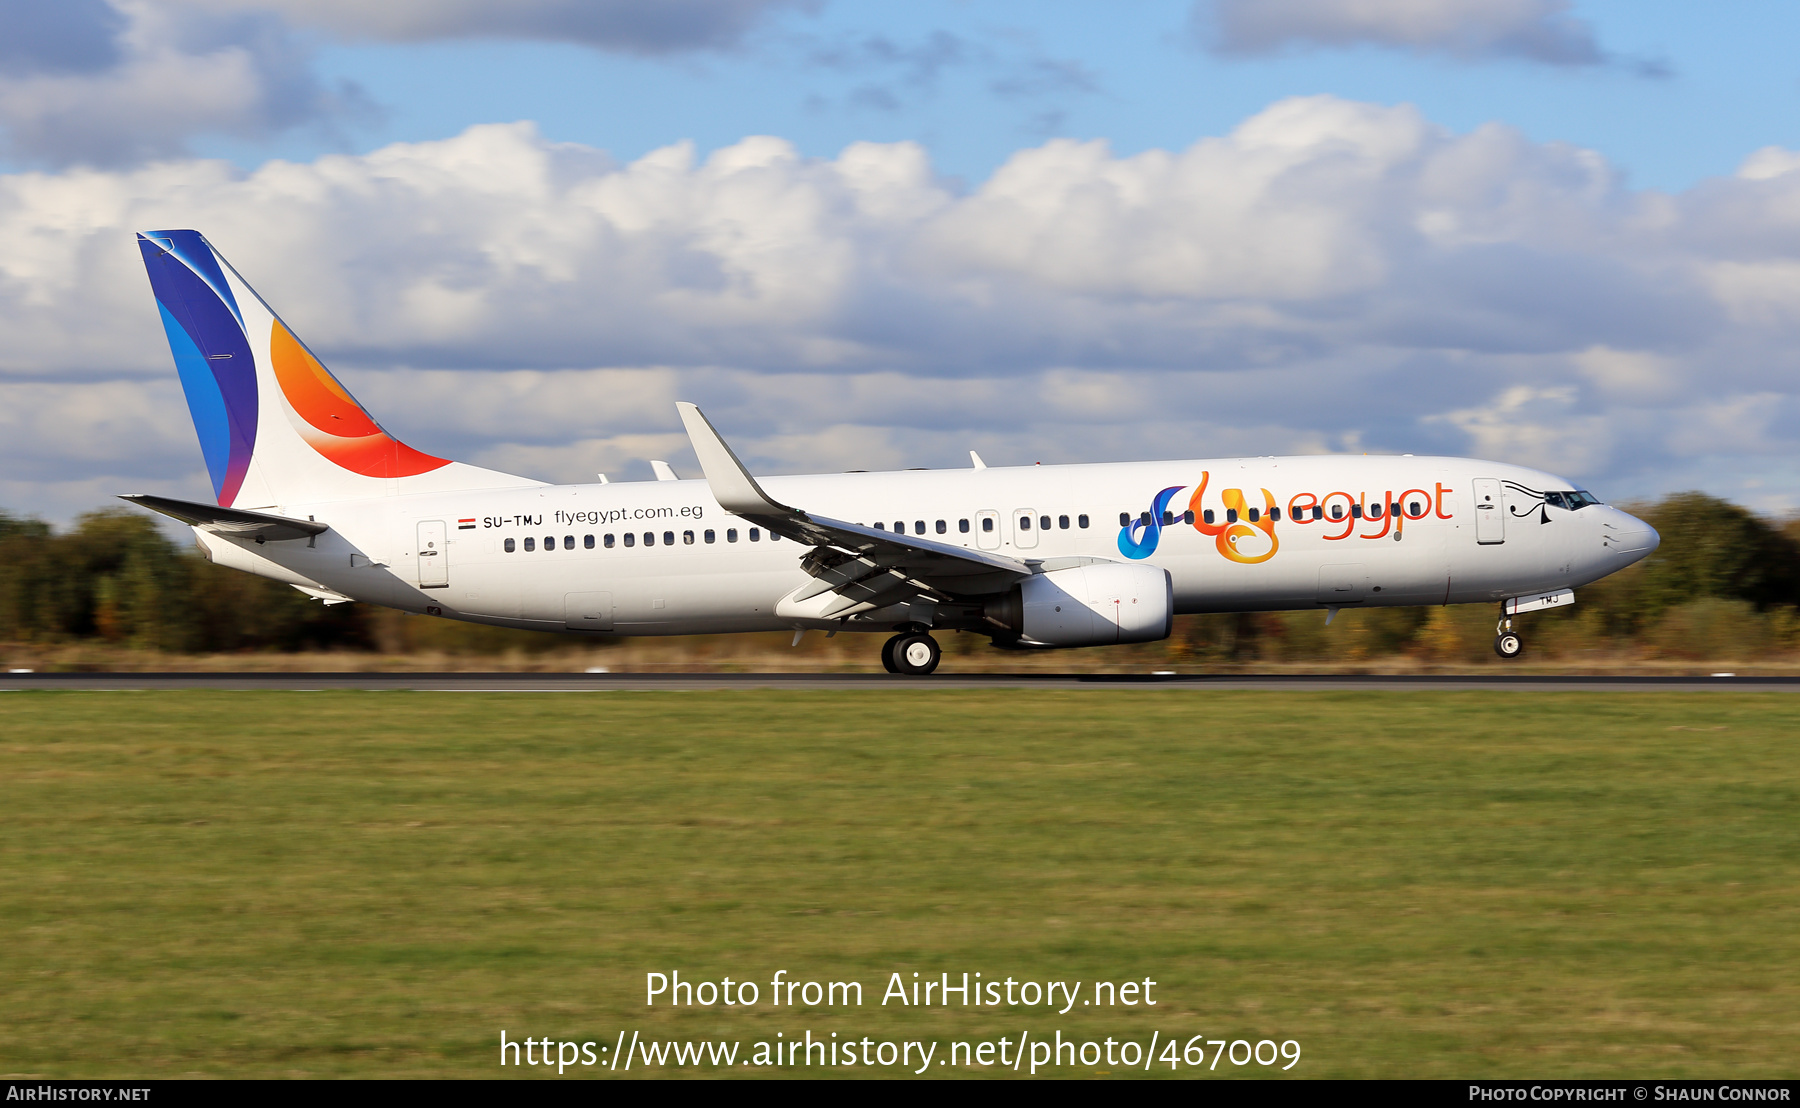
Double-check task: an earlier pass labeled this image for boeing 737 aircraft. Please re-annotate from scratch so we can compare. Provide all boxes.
[126,229,1660,674]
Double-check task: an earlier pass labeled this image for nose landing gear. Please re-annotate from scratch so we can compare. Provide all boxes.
[1493,611,1523,659]
[881,631,942,675]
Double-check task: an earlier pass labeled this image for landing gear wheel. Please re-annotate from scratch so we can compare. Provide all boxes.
[1494,632,1523,659]
[880,634,904,674]
[892,633,942,675]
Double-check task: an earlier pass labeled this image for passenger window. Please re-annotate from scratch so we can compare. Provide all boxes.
[504,537,516,553]
[604,534,615,548]
[1313,506,1323,520]
[1408,501,1421,516]
[916,520,926,535]
[1058,515,1069,529]
[874,522,885,530]
[770,531,779,542]
[683,530,695,545]
[1162,510,1174,526]
[524,536,536,551]
[663,531,674,546]
[727,529,738,543]
[750,528,761,541]
[1019,515,1031,530]
[1203,509,1215,524]
[1119,512,1130,527]
[1039,515,1050,530]
[1370,503,1384,519]
[1270,508,1280,522]
[1183,510,1195,524]
[1078,514,1089,528]
[959,519,970,533]
[643,532,655,547]
[894,521,905,534]
[982,518,993,532]
[564,535,574,550]
[1226,509,1238,524]
[544,535,554,549]
[1330,505,1342,520]
[624,533,635,547]
[584,534,594,549]
[705,529,716,543]
[1140,512,1151,526]
[1351,504,1362,519]
[936,520,947,534]
[1247,508,1259,523]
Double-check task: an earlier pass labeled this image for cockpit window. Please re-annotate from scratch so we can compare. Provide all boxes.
[1547,490,1601,510]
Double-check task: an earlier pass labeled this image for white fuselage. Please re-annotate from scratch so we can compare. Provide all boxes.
[194,455,1659,637]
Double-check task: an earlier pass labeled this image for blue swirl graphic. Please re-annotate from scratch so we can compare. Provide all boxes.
[1117,485,1185,559]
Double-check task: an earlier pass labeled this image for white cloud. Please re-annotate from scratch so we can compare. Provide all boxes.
[0,0,816,169]
[1737,146,1800,182]
[6,96,1800,521]
[1200,0,1606,66]
[1425,384,1612,476]
[0,0,364,167]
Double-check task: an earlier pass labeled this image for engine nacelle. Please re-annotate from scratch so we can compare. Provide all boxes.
[991,563,1173,648]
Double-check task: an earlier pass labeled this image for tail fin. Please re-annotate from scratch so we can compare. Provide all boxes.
[137,230,539,508]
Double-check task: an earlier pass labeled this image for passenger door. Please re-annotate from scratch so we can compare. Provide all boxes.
[416,520,448,588]
[1472,478,1505,544]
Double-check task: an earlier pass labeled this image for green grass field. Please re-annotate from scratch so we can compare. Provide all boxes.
[2,690,1797,1079]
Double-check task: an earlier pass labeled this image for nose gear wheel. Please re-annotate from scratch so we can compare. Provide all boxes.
[1493,609,1523,659]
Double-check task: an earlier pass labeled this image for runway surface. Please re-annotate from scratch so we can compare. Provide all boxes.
[4,671,1798,692]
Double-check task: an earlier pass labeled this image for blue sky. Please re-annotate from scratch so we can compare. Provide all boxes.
[5,0,1800,523]
[192,0,1800,194]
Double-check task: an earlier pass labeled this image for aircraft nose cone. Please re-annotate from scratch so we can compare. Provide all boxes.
[1606,508,1658,562]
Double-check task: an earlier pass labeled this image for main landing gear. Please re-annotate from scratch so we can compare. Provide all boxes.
[881,630,942,675]
[1494,610,1524,659]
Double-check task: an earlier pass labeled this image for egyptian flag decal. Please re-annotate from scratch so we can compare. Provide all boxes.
[458,518,476,530]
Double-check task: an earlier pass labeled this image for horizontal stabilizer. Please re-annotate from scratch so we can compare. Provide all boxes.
[120,493,328,542]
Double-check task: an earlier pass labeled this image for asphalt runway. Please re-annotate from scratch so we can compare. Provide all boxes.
[3,671,1798,692]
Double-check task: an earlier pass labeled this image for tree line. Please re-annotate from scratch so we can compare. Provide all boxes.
[2,492,1797,660]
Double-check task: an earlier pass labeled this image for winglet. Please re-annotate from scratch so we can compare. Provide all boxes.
[650,460,679,482]
[970,450,987,470]
[675,402,796,516]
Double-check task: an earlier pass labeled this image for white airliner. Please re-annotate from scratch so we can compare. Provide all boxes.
[126,230,1660,674]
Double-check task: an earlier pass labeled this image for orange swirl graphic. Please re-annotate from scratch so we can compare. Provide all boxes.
[1189,471,1280,564]
[270,320,448,478]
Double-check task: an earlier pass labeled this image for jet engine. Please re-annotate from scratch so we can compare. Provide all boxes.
[986,563,1173,648]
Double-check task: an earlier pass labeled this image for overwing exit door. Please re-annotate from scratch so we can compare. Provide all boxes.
[417,520,448,587]
[1012,508,1039,549]
[975,509,1001,550]
[1472,479,1505,544]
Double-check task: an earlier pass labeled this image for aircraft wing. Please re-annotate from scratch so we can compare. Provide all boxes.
[677,402,1031,618]
[119,493,329,543]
